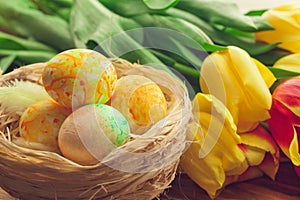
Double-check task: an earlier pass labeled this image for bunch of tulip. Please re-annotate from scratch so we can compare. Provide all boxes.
[180,3,300,198]
[180,46,279,198]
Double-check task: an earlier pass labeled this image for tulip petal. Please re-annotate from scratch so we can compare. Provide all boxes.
[228,46,272,112]
[192,93,240,157]
[239,144,266,166]
[256,4,300,53]
[259,152,279,180]
[252,58,276,88]
[239,126,279,157]
[225,167,264,186]
[268,99,299,164]
[200,51,236,112]
[273,77,300,117]
[274,53,300,73]
[200,46,273,132]
[239,126,280,179]
[180,93,247,198]
[181,117,247,198]
[290,128,300,166]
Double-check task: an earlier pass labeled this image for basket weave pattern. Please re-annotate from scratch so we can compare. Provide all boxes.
[0,59,192,200]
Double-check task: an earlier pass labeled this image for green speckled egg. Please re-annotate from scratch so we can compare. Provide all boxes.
[58,104,130,165]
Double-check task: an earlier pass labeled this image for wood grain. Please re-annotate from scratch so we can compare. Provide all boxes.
[160,162,300,200]
[1,162,299,200]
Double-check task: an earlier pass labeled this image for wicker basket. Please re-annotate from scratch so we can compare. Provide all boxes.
[0,58,192,200]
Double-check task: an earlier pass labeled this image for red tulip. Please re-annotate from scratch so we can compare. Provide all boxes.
[268,77,300,177]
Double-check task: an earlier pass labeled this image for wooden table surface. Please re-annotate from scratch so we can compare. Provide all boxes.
[1,162,299,200]
[161,162,300,200]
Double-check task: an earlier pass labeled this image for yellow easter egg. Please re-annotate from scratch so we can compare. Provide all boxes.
[42,49,117,109]
[16,99,71,152]
[111,75,167,134]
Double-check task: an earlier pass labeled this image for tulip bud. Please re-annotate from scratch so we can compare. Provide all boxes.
[256,3,300,53]
[268,77,300,177]
[200,46,276,133]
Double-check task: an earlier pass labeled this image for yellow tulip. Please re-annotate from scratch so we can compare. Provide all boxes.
[256,3,300,53]
[273,53,300,72]
[180,93,248,198]
[180,93,280,198]
[200,46,276,133]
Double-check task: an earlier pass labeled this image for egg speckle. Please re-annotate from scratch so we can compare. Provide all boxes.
[42,49,117,109]
[111,75,167,134]
[17,99,71,152]
[58,104,130,165]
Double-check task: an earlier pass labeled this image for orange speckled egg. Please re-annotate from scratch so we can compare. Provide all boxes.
[42,49,117,109]
[16,99,71,152]
[111,75,167,134]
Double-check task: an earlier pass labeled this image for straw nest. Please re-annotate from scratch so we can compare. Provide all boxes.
[0,58,192,200]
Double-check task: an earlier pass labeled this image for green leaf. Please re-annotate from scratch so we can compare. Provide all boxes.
[246,9,268,16]
[176,0,257,31]
[10,0,38,9]
[248,41,281,56]
[166,8,277,55]
[134,14,225,52]
[0,55,16,74]
[224,28,255,39]
[70,0,175,76]
[30,0,74,21]
[143,0,179,10]
[268,67,300,80]
[0,32,56,51]
[144,29,205,69]
[150,49,200,93]
[0,50,55,63]
[249,16,274,31]
[45,0,73,7]
[253,49,291,66]
[0,1,74,50]
[99,0,150,17]
[150,50,199,77]
[170,38,203,69]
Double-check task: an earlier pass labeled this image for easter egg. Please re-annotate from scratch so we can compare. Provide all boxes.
[16,99,71,152]
[42,49,117,109]
[111,75,167,134]
[58,104,130,165]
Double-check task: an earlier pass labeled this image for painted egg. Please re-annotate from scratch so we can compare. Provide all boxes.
[111,75,167,134]
[58,104,130,165]
[42,49,117,109]
[16,99,71,152]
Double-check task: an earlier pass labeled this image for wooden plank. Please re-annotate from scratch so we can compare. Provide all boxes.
[1,163,299,199]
